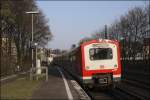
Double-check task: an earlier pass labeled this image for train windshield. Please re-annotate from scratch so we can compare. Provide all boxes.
[89,48,113,60]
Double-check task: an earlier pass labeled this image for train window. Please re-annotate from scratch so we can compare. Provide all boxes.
[89,48,113,60]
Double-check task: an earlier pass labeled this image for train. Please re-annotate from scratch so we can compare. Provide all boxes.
[54,39,121,88]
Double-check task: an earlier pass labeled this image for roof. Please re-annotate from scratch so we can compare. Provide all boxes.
[80,39,119,47]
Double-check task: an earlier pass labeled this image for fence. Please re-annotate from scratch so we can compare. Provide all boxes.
[29,67,48,81]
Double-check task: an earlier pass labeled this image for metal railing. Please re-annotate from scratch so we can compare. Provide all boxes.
[29,67,48,81]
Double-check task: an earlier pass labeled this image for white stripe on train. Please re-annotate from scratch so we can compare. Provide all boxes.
[113,74,121,78]
[80,74,121,80]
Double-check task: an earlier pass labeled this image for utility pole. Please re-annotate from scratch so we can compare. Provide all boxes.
[105,25,107,39]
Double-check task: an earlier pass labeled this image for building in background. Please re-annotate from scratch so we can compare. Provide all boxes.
[38,48,61,66]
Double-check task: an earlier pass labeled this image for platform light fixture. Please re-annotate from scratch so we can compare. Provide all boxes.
[26,11,39,68]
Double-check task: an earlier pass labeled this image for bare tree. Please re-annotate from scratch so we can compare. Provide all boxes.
[1,0,53,76]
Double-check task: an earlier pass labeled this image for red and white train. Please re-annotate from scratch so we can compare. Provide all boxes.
[54,39,121,88]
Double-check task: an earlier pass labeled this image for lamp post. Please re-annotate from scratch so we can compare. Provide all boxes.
[105,25,107,39]
[26,11,39,68]
[34,42,38,67]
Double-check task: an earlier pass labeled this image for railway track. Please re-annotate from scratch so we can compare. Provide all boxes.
[86,88,114,100]
[124,71,150,83]
[122,79,150,90]
[60,65,149,100]
[113,86,149,100]
[87,85,149,100]
[121,70,150,100]
[111,87,140,100]
[120,82,149,99]
[80,80,150,100]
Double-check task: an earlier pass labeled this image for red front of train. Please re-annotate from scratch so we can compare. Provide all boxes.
[79,39,121,87]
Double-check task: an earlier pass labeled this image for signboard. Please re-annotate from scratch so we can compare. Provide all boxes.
[30,42,38,48]
[92,43,109,48]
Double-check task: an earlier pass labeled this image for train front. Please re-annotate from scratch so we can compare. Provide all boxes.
[81,39,121,88]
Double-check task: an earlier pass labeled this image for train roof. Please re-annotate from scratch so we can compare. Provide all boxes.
[80,39,119,46]
[69,39,118,53]
[57,39,119,57]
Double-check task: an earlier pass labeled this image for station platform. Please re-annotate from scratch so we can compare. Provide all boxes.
[31,66,88,100]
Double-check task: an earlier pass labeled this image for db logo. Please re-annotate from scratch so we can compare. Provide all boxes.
[100,65,104,69]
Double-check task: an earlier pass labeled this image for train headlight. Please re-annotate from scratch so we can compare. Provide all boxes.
[85,66,90,70]
[114,64,117,68]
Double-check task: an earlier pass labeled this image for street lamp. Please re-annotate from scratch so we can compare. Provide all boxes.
[26,11,39,68]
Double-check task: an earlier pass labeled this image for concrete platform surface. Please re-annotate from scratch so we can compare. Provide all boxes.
[31,66,80,100]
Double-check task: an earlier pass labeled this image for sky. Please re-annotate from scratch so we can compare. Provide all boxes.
[36,1,145,50]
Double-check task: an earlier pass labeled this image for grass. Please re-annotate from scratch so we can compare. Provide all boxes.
[0,77,42,100]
